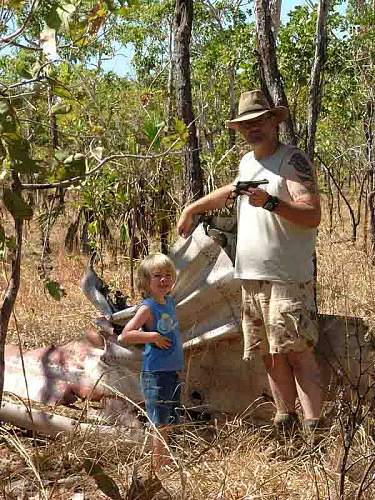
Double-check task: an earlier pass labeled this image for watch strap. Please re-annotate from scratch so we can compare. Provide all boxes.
[262,195,279,212]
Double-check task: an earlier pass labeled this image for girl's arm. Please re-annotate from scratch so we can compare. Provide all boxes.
[118,305,171,349]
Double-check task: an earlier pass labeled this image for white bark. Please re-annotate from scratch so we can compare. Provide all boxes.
[0,401,141,439]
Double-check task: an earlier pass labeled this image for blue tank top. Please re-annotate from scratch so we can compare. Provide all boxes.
[142,295,184,372]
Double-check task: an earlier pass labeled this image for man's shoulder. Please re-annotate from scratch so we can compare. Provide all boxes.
[281,144,311,162]
[279,145,313,176]
[240,150,254,162]
[238,151,255,170]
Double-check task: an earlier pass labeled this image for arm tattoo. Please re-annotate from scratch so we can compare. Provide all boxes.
[288,152,317,195]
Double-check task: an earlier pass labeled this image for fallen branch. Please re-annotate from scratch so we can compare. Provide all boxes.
[0,401,141,440]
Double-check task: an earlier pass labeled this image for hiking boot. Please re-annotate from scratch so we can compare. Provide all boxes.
[273,412,299,435]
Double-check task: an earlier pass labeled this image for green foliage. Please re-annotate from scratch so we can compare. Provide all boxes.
[2,189,33,220]
[162,117,188,149]
[50,102,72,114]
[44,278,66,300]
[0,226,18,261]
[0,98,40,175]
[0,0,373,257]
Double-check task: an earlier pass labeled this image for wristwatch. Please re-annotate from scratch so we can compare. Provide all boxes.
[262,195,279,212]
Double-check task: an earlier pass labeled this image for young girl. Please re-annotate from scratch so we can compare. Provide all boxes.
[118,253,183,468]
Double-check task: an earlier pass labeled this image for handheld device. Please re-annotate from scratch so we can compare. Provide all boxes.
[234,179,269,195]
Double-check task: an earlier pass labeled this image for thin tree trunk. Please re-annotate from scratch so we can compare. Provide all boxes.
[137,177,148,257]
[254,0,296,145]
[174,0,203,203]
[270,0,282,38]
[228,62,237,148]
[306,0,330,160]
[0,174,23,405]
[166,20,175,132]
[47,86,58,149]
[365,100,375,260]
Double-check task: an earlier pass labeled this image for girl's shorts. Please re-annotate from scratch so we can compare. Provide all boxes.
[140,371,182,426]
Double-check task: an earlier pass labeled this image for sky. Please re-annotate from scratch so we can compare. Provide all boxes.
[99,0,337,77]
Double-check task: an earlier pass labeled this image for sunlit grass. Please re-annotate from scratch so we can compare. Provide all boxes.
[1,204,375,498]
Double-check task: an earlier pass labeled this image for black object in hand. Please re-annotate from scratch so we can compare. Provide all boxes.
[234,179,269,194]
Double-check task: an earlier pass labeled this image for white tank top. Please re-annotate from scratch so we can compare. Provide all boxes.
[234,144,316,282]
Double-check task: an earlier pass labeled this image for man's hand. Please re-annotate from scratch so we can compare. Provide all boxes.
[241,187,269,208]
[176,184,235,237]
[150,332,171,349]
[177,208,194,238]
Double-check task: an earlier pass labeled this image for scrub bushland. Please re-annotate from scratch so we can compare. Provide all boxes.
[1,205,375,500]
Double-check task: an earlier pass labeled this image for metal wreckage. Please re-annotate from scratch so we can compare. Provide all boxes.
[1,218,374,437]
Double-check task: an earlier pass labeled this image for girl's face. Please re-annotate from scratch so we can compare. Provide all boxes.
[148,267,174,302]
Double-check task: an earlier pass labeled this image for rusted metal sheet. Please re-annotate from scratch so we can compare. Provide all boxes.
[3,222,374,431]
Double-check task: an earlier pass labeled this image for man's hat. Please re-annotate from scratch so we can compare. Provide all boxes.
[226,90,289,128]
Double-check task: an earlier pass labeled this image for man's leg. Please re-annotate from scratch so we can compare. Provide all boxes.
[287,349,321,420]
[263,353,298,414]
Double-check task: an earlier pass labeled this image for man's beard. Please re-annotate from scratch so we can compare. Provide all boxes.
[246,131,264,144]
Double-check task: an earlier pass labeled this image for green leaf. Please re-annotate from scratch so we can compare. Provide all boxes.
[15,60,33,79]
[88,220,98,236]
[11,158,41,174]
[63,153,85,165]
[7,0,25,10]
[2,189,33,220]
[54,149,69,161]
[119,223,128,242]
[0,100,17,134]
[0,140,6,160]
[6,136,29,161]
[46,2,77,32]
[6,236,17,252]
[57,2,77,31]
[48,79,74,99]
[174,117,189,138]
[44,279,66,301]
[50,103,72,114]
[53,153,86,180]
[83,459,122,500]
[0,224,5,243]
[4,136,40,173]
[46,5,62,30]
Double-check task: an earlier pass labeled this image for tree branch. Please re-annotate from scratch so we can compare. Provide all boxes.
[0,0,40,47]
[21,139,182,191]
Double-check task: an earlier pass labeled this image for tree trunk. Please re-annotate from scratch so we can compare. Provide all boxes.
[365,100,375,259]
[228,63,237,148]
[254,0,296,145]
[0,174,23,405]
[47,86,58,150]
[306,0,330,160]
[270,0,282,38]
[166,20,175,132]
[174,0,203,203]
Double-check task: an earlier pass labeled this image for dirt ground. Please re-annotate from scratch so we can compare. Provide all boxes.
[1,211,375,499]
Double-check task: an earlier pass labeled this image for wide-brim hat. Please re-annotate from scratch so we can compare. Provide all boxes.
[226,90,289,128]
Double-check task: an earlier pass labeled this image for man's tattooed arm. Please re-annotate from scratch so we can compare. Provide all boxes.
[286,152,318,201]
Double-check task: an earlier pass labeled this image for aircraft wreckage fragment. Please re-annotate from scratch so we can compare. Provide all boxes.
[2,220,374,436]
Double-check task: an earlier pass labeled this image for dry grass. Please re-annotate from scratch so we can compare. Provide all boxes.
[1,204,375,499]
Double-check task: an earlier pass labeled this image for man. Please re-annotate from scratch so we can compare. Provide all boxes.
[177,90,321,432]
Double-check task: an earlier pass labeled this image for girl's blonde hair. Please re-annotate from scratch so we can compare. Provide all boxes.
[136,253,177,298]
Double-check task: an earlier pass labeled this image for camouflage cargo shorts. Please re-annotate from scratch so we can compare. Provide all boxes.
[241,280,319,360]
